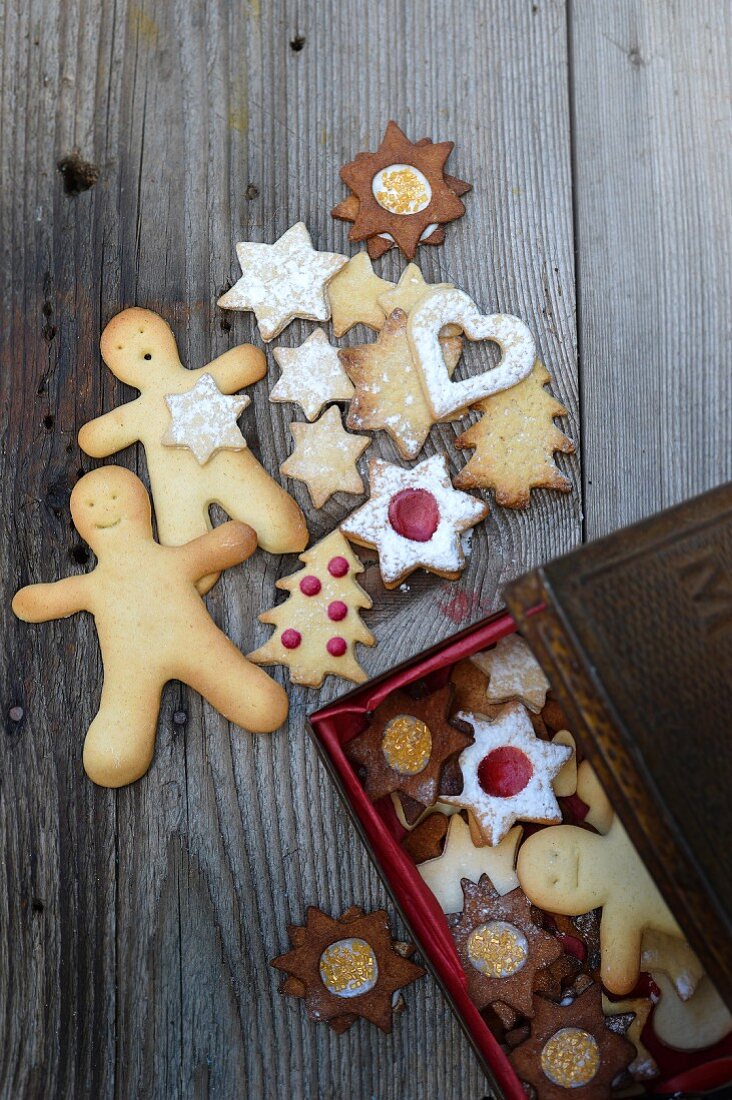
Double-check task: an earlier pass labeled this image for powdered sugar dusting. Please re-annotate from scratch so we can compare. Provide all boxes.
[441,703,572,845]
[472,634,550,713]
[217,223,347,341]
[408,287,536,418]
[162,373,249,465]
[340,453,487,586]
[272,329,355,421]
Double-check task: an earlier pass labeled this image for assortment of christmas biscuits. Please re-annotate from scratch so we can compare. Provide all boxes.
[340,634,731,1095]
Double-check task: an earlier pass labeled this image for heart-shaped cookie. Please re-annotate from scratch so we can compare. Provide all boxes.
[407,288,536,418]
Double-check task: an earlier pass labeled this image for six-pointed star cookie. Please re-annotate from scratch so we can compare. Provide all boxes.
[271,329,355,421]
[340,454,488,589]
[327,251,395,337]
[472,634,551,713]
[441,704,572,846]
[345,685,471,806]
[161,373,249,465]
[217,222,347,341]
[280,406,370,509]
[418,814,523,912]
[447,876,563,1019]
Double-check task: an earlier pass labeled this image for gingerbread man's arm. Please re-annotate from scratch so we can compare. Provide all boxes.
[176,521,258,583]
[199,345,266,394]
[12,575,93,623]
[78,399,145,458]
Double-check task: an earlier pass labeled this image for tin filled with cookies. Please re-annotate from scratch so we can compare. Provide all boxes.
[308,482,732,1099]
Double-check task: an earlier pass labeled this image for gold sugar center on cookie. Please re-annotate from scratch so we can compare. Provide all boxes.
[372,164,432,215]
[540,1027,600,1089]
[318,938,379,998]
[467,920,529,978]
[382,715,433,775]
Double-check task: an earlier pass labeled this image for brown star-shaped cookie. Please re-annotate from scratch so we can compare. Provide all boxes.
[271,905,424,1033]
[509,984,635,1100]
[345,685,472,806]
[402,811,450,863]
[447,876,563,1019]
[333,122,471,259]
[492,952,583,1031]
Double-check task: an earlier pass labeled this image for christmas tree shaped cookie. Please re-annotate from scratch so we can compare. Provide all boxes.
[248,531,375,687]
[454,361,575,508]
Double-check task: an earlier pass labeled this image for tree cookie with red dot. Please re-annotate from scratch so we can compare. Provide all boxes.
[345,684,472,807]
[271,904,424,1033]
[248,530,375,687]
[441,704,572,846]
[509,984,635,1100]
[447,875,563,1021]
[341,454,488,589]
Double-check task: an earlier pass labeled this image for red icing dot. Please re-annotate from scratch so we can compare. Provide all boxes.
[326,637,347,657]
[328,556,349,577]
[478,747,533,798]
[327,600,348,621]
[387,488,440,542]
[299,575,322,596]
[281,629,302,650]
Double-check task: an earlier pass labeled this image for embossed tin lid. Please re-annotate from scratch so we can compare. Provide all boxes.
[504,482,732,1007]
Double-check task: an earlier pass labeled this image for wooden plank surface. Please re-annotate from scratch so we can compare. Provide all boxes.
[0,0,727,1097]
[571,0,732,537]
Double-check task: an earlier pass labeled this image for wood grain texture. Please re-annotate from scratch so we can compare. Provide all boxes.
[571,0,732,537]
[20,0,732,1097]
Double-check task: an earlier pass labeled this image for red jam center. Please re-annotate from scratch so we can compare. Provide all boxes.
[281,629,302,650]
[327,600,348,621]
[328,556,349,577]
[387,488,440,542]
[326,637,347,657]
[299,575,321,596]
[477,747,533,798]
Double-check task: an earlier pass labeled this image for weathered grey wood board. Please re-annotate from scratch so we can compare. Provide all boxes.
[0,1,728,1097]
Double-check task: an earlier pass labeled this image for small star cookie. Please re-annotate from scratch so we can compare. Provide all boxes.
[339,309,462,461]
[418,814,522,913]
[441,704,571,846]
[327,251,395,337]
[472,634,551,713]
[162,373,249,465]
[218,223,347,341]
[280,406,370,509]
[340,454,488,589]
[271,329,355,421]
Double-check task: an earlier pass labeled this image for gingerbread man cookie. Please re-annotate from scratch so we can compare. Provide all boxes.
[78,309,307,589]
[12,467,288,788]
[517,813,684,995]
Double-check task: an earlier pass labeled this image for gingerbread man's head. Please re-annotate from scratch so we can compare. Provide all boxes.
[517,825,605,915]
[100,307,182,388]
[71,466,153,554]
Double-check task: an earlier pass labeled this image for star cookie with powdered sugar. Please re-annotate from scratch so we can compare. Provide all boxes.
[271,329,354,421]
[218,222,347,341]
[162,373,249,465]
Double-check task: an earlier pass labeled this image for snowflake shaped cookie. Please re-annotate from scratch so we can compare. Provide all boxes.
[441,704,572,846]
[271,329,355,421]
[217,223,347,341]
[162,373,249,465]
[340,454,488,589]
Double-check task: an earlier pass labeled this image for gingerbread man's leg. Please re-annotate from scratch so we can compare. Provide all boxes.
[599,905,643,995]
[83,666,164,787]
[211,451,308,555]
[177,627,288,734]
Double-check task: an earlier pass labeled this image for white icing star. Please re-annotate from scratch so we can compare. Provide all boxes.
[418,815,523,914]
[271,329,354,421]
[472,634,550,713]
[441,704,572,846]
[217,222,347,341]
[162,373,249,465]
[340,453,488,588]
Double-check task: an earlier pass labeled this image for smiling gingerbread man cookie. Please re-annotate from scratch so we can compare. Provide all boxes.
[78,309,307,589]
[517,813,684,995]
[12,466,288,788]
